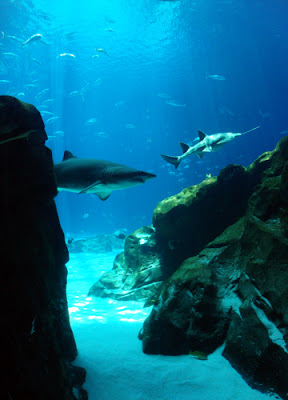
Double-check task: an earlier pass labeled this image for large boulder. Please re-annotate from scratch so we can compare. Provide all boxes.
[152,158,270,275]
[140,137,288,399]
[88,226,164,301]
[0,96,86,400]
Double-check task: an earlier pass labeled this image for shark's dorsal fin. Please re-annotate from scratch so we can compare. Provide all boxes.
[179,142,190,154]
[198,131,206,141]
[63,150,77,161]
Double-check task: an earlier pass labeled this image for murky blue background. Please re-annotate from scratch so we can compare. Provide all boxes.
[1,0,287,235]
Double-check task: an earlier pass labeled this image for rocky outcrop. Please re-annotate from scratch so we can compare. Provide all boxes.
[67,233,125,253]
[139,137,288,399]
[88,226,165,301]
[0,96,86,400]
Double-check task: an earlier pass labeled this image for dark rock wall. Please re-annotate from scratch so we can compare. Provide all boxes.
[1,97,86,400]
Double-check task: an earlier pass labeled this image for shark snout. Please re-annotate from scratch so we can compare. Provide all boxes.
[135,171,156,182]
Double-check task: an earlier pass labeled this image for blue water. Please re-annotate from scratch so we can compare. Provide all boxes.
[1,0,288,235]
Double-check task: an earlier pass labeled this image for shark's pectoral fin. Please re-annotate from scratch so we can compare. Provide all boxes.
[78,181,101,194]
[202,146,213,153]
[96,191,112,201]
[179,142,190,154]
[215,138,229,145]
[197,153,204,159]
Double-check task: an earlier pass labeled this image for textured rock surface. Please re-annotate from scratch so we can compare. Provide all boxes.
[140,137,288,399]
[1,96,86,400]
[67,233,124,253]
[89,226,164,301]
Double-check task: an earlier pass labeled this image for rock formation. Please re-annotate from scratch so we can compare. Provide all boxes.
[139,137,288,399]
[90,135,288,399]
[0,96,86,400]
[88,226,164,301]
[67,233,125,254]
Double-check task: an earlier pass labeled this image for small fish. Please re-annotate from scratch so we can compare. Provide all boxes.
[85,117,97,126]
[24,83,38,89]
[157,92,171,99]
[2,52,17,57]
[115,100,126,108]
[69,90,81,97]
[83,213,89,219]
[207,74,226,81]
[35,88,50,100]
[57,53,76,59]
[188,351,208,360]
[32,58,41,65]
[114,230,126,240]
[22,33,43,46]
[0,79,10,84]
[96,131,109,138]
[125,123,136,129]
[280,130,288,136]
[96,47,109,55]
[166,100,186,107]
[43,98,54,105]
[40,111,54,116]
[46,116,60,124]
[94,78,102,86]
[6,34,23,43]
[55,130,65,136]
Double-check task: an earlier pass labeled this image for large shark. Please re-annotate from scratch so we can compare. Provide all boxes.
[161,126,260,168]
[54,151,156,200]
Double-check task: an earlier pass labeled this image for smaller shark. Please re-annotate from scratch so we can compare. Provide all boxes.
[54,151,156,200]
[161,126,260,168]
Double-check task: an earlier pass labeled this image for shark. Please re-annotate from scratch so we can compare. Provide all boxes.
[54,150,156,200]
[161,126,260,168]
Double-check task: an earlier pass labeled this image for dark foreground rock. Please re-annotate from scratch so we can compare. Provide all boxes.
[139,137,288,399]
[0,96,86,400]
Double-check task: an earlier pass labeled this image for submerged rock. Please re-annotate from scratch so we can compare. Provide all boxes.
[140,137,288,399]
[67,233,125,253]
[88,226,164,301]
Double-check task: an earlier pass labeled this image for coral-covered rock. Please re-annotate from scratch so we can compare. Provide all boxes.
[88,226,164,301]
[140,137,288,399]
[0,96,86,400]
[140,218,245,355]
[152,164,256,274]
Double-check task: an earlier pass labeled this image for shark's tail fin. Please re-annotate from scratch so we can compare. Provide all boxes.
[161,154,181,169]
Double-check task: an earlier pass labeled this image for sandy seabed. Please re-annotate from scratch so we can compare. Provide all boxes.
[67,251,280,400]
